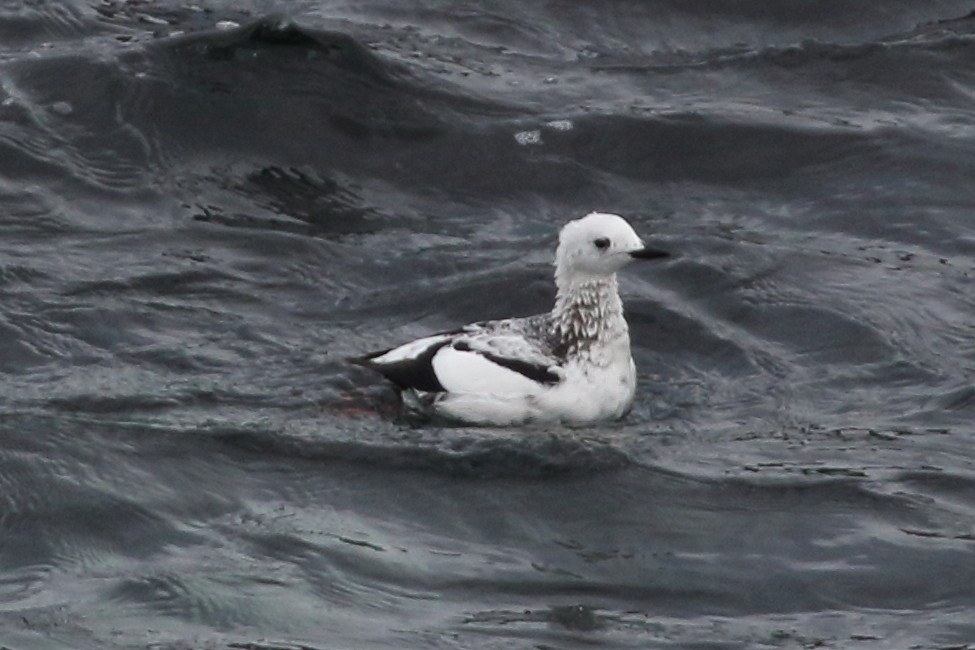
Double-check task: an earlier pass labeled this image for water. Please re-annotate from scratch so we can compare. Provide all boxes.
[2,1,975,648]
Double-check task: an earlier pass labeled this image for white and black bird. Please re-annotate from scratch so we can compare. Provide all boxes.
[351,212,670,426]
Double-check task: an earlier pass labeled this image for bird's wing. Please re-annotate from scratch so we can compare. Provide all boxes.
[352,324,563,395]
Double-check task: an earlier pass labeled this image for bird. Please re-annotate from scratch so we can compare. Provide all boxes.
[350,212,670,426]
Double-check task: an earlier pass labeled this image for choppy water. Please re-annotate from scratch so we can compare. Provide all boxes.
[2,1,975,648]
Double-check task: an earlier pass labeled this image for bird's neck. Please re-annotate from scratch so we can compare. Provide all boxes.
[551,274,628,355]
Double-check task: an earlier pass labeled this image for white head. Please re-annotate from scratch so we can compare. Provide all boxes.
[554,212,668,283]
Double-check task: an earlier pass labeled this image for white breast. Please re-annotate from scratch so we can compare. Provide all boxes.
[535,340,636,423]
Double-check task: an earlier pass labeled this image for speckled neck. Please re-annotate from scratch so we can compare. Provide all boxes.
[551,274,628,356]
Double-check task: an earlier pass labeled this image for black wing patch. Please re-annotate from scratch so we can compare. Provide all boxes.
[453,340,561,385]
[351,339,452,392]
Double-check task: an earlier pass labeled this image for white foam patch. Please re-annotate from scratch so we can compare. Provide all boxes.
[545,120,573,131]
[514,130,542,146]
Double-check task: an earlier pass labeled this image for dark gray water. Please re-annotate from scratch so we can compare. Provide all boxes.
[2,1,975,648]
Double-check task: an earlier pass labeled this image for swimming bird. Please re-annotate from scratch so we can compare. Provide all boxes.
[351,212,670,426]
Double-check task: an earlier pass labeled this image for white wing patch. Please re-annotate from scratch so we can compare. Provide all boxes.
[431,346,546,396]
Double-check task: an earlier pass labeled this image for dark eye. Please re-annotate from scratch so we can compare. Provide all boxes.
[593,237,611,250]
